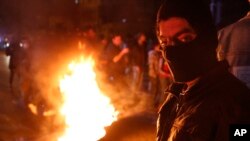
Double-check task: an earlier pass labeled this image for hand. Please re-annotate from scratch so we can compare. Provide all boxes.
[121,48,129,55]
[113,48,129,62]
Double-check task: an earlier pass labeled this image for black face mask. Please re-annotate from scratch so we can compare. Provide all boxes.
[162,38,215,82]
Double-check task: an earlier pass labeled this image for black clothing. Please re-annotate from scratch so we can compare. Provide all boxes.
[102,42,128,83]
[130,42,147,70]
[162,37,217,82]
[5,42,25,69]
[157,61,250,141]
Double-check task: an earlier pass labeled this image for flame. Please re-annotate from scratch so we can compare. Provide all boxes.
[58,57,118,141]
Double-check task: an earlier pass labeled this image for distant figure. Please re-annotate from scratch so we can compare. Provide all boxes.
[5,36,32,105]
[130,33,148,93]
[148,43,161,106]
[5,38,24,89]
[80,26,101,58]
[217,0,250,88]
[102,33,130,90]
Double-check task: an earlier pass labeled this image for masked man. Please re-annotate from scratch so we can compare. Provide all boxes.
[156,0,250,141]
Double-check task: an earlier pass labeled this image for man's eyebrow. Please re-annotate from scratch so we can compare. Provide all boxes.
[159,28,195,41]
[173,28,195,38]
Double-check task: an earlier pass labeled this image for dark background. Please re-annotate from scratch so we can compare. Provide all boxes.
[0,0,249,36]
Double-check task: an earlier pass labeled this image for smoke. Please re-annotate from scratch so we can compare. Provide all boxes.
[18,33,157,140]
[95,66,155,120]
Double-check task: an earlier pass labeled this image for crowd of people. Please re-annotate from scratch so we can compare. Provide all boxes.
[3,0,250,140]
[4,26,173,115]
[73,27,174,108]
[99,31,175,110]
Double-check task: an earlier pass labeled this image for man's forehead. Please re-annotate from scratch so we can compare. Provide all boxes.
[158,17,193,37]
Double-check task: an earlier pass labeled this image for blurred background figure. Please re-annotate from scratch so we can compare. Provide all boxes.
[217,0,250,88]
[130,32,148,93]
[147,43,161,107]
[80,26,101,57]
[101,33,130,91]
[5,35,32,104]
[5,36,24,89]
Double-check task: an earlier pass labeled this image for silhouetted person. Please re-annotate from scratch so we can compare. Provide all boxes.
[130,33,148,93]
[5,39,24,89]
[6,36,32,106]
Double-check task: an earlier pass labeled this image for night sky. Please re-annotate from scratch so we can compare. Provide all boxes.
[0,0,163,34]
[0,0,249,34]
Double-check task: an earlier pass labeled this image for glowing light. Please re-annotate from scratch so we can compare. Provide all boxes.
[58,57,118,141]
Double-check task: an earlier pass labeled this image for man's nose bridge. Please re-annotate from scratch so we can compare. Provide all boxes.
[166,37,175,46]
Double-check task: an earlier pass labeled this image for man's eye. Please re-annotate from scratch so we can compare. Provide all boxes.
[177,33,196,43]
[179,36,193,43]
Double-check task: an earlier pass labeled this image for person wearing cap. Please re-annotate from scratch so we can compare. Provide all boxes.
[155,0,250,141]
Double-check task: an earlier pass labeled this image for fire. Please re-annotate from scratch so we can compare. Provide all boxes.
[58,57,118,141]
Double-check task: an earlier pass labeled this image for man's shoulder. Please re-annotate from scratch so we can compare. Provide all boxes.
[220,16,250,34]
[211,72,250,103]
[196,65,250,101]
[218,23,235,38]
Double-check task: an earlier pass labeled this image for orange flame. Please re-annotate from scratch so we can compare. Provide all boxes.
[58,57,118,141]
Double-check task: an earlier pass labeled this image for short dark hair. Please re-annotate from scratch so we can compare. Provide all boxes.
[156,0,218,50]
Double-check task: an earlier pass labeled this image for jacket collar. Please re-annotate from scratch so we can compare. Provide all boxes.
[165,60,229,99]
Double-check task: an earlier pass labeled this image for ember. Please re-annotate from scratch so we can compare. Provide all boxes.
[58,57,118,141]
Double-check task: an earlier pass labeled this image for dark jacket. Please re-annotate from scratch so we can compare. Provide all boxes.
[157,61,250,141]
[130,41,147,69]
[5,42,25,69]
